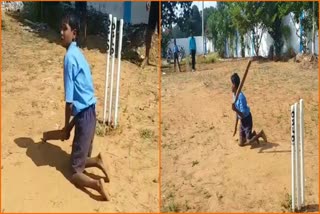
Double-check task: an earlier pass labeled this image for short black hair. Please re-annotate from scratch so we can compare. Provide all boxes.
[62,12,80,40]
[231,73,240,88]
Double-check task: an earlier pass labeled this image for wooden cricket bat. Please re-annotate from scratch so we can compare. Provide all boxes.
[234,59,252,103]
[233,59,252,136]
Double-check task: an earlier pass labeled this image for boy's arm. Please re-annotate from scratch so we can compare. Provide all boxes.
[63,57,75,140]
[64,102,72,129]
[62,102,73,140]
[232,103,245,118]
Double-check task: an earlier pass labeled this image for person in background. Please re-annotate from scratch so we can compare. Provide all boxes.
[189,32,197,72]
[173,39,181,72]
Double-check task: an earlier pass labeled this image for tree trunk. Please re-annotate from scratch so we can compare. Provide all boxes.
[312,1,315,54]
[240,35,245,57]
[75,2,87,47]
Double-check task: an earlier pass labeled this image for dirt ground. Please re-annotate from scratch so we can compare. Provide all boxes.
[1,13,159,212]
[161,59,319,212]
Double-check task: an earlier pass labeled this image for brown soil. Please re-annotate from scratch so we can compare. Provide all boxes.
[2,12,159,212]
[161,59,318,212]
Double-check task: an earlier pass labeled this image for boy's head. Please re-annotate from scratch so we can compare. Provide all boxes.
[60,12,80,48]
[231,73,240,93]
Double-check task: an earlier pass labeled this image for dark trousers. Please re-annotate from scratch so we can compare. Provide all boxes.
[71,105,96,174]
[191,50,196,70]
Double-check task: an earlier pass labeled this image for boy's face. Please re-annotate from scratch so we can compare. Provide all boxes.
[232,83,237,93]
[60,22,76,48]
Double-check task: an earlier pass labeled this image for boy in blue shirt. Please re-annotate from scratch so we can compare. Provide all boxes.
[231,73,267,147]
[189,32,196,72]
[45,13,109,200]
[173,39,181,72]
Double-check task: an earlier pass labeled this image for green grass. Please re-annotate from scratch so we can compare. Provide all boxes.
[95,121,123,137]
[162,201,180,212]
[2,20,6,31]
[280,192,292,211]
[162,52,220,68]
[162,192,181,212]
[95,122,106,137]
[198,53,220,64]
[192,160,199,167]
[139,128,154,139]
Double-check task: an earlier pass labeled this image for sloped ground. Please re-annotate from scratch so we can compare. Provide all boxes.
[2,12,159,212]
[161,59,318,212]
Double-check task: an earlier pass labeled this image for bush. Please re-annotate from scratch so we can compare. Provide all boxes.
[197,52,220,64]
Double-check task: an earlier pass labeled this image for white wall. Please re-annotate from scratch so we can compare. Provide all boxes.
[282,13,301,54]
[169,12,318,57]
[71,2,149,25]
[87,2,123,18]
[225,13,318,58]
[168,36,211,55]
[131,2,149,25]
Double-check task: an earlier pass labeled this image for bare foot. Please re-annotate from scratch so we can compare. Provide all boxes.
[97,153,110,182]
[261,130,268,143]
[238,142,245,147]
[238,139,246,147]
[252,131,259,144]
[98,179,110,201]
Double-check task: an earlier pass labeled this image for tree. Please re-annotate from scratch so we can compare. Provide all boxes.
[287,2,319,53]
[161,2,192,29]
[263,2,292,58]
[161,2,192,52]
[203,6,216,32]
[189,5,202,36]
[207,2,235,57]
[229,2,272,57]
[162,30,172,57]
[75,2,87,47]
[172,25,188,38]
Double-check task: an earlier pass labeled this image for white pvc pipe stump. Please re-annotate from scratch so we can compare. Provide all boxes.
[103,14,113,125]
[114,19,124,128]
[291,99,305,212]
[103,16,124,128]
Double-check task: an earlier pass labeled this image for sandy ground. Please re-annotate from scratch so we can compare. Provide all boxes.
[1,13,159,212]
[161,59,319,212]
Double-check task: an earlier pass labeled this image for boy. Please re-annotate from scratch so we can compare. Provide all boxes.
[48,12,110,200]
[189,32,196,72]
[173,39,181,72]
[231,73,267,147]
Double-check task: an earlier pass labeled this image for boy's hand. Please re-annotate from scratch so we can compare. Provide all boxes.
[232,103,237,112]
[61,127,71,141]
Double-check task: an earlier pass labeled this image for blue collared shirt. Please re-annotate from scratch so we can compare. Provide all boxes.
[64,42,96,116]
[189,36,196,51]
[233,92,250,119]
[173,44,179,53]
